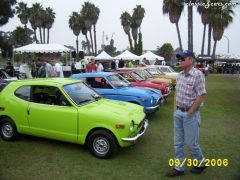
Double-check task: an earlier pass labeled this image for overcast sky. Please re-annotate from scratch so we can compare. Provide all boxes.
[1,0,240,55]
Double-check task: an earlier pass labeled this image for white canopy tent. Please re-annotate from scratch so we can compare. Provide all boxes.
[115,50,140,60]
[140,51,164,61]
[13,43,71,53]
[95,51,114,60]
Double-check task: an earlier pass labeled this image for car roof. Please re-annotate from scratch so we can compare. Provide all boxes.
[11,78,82,86]
[71,72,116,78]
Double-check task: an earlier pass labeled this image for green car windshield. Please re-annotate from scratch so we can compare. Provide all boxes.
[63,82,100,105]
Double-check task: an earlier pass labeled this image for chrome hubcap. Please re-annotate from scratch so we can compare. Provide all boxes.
[1,124,13,138]
[93,137,109,155]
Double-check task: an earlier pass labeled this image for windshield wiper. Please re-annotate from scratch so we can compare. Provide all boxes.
[78,99,92,104]
[91,94,101,100]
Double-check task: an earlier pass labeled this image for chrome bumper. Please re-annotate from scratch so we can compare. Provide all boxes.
[163,90,171,97]
[145,105,160,110]
[122,119,148,142]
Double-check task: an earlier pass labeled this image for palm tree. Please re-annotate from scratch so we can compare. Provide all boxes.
[133,5,145,32]
[211,0,234,59]
[16,2,29,33]
[82,27,91,55]
[30,3,44,43]
[29,4,39,43]
[132,5,145,55]
[69,12,83,60]
[197,0,211,55]
[120,11,133,51]
[130,16,139,53]
[163,0,183,51]
[45,7,55,43]
[81,2,95,55]
[92,5,100,55]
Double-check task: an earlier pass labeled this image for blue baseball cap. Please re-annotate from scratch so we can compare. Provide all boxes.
[176,50,195,59]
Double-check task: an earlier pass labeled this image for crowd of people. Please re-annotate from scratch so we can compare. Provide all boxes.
[85,58,134,73]
[3,57,240,80]
[4,58,64,79]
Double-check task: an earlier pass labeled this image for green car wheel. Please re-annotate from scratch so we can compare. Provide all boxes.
[88,130,118,159]
[0,117,18,141]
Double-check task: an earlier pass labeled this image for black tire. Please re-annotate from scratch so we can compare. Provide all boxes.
[87,130,118,159]
[0,117,18,141]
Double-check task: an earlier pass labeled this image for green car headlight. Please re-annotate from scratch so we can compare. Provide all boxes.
[130,120,134,132]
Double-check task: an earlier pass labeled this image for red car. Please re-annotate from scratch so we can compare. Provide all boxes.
[116,70,171,97]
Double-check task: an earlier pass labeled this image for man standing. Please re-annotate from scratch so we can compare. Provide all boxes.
[38,59,55,78]
[51,58,64,78]
[86,59,97,72]
[96,60,104,72]
[166,50,207,177]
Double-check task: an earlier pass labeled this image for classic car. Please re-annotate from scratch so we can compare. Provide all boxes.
[156,65,178,77]
[0,78,148,158]
[70,72,164,114]
[146,66,177,86]
[115,70,171,97]
[117,67,173,88]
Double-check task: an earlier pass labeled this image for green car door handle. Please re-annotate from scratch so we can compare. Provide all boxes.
[27,108,30,115]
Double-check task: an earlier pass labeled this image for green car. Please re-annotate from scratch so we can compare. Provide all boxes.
[0,78,148,158]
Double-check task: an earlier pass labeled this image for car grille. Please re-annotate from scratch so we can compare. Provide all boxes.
[137,116,146,130]
[157,97,162,105]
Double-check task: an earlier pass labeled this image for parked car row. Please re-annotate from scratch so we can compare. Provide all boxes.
[0,65,176,159]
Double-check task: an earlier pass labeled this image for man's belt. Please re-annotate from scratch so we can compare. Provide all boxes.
[177,106,191,112]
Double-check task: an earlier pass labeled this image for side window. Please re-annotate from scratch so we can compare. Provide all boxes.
[96,77,112,89]
[15,86,31,101]
[121,73,134,82]
[31,86,71,106]
[86,77,112,89]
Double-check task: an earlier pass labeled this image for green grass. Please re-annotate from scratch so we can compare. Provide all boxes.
[0,74,240,180]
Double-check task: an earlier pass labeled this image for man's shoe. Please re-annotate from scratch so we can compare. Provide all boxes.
[190,165,208,174]
[166,168,184,177]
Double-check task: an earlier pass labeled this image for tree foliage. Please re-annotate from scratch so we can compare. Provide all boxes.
[156,43,174,64]
[0,0,16,27]
[103,39,116,56]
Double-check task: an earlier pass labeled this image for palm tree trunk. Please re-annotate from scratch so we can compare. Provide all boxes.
[190,7,193,51]
[39,27,42,43]
[127,33,133,52]
[43,28,45,44]
[134,40,137,54]
[201,24,206,55]
[24,24,27,36]
[34,29,38,43]
[85,35,91,55]
[188,6,191,50]
[212,40,217,59]
[207,23,212,56]
[89,30,94,55]
[175,22,183,51]
[47,28,50,44]
[188,6,193,51]
[76,36,79,61]
[93,25,97,55]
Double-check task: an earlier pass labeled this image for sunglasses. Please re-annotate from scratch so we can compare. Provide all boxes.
[178,57,186,62]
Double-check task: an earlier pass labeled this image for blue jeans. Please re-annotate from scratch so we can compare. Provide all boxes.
[174,110,205,171]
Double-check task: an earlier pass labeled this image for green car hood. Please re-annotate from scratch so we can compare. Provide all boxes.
[78,98,145,125]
